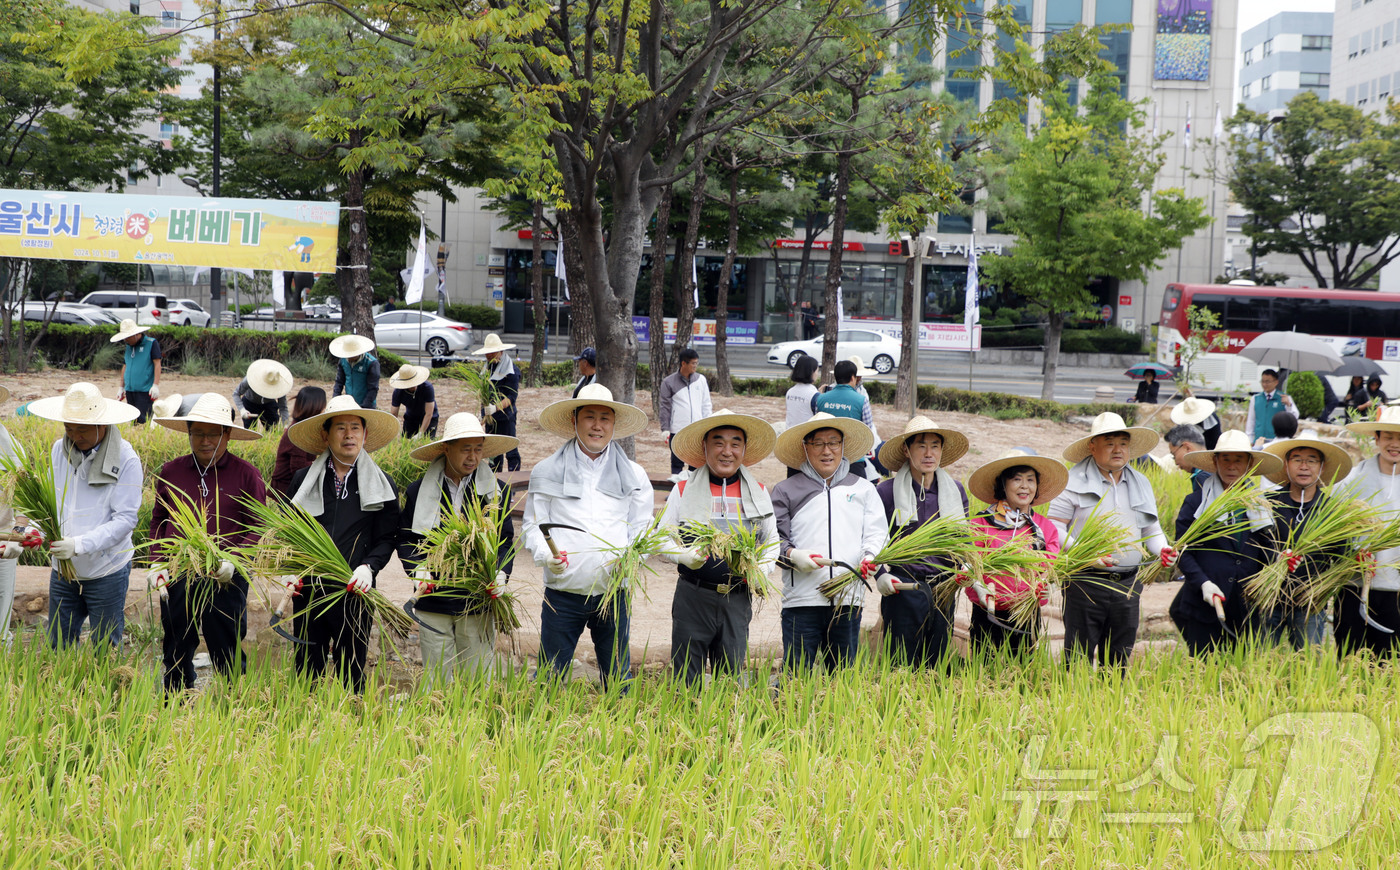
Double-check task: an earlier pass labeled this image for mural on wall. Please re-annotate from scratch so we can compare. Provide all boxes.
[1155,0,1212,82]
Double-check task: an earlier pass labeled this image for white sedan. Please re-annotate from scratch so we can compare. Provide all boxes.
[766,328,902,374]
[168,298,212,327]
[373,310,472,356]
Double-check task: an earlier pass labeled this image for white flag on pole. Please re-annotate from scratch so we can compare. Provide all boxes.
[555,238,569,300]
[692,254,699,309]
[271,269,285,308]
[836,284,845,327]
[404,216,427,305]
[964,236,979,329]
[1184,101,1192,151]
[1213,103,1224,140]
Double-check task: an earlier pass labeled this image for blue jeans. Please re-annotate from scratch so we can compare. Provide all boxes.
[48,563,130,648]
[781,605,861,672]
[1260,606,1327,651]
[538,587,631,688]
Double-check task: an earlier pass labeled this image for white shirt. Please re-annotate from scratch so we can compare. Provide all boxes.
[522,443,654,596]
[52,436,144,580]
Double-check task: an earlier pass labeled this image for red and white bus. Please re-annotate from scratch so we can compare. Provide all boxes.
[1157,282,1400,394]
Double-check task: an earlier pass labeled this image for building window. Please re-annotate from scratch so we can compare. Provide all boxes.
[1261,75,1271,92]
[129,0,139,13]
[1242,83,1252,99]
[159,121,178,138]
[161,11,180,26]
[1300,73,1329,88]
[1262,39,1273,58]
[1243,48,1253,66]
[1301,35,1332,50]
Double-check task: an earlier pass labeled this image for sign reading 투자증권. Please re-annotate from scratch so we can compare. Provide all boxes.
[0,189,340,273]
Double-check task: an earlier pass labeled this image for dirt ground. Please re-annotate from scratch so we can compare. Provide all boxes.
[4,367,1187,679]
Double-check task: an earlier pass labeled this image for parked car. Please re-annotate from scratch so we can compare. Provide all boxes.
[765,329,902,373]
[167,298,212,327]
[305,300,342,320]
[373,310,472,356]
[78,290,168,326]
[11,301,120,327]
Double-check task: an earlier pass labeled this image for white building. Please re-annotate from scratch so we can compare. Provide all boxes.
[1331,0,1400,111]
[1238,11,1333,113]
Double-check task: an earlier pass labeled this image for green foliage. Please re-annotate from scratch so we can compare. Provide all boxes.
[979,325,1144,354]
[1287,371,1326,420]
[1175,304,1229,393]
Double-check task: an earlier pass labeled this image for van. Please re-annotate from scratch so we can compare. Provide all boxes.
[78,291,169,326]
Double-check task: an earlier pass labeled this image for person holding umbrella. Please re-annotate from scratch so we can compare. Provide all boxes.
[1130,371,1161,404]
[471,334,522,473]
[1353,376,1387,415]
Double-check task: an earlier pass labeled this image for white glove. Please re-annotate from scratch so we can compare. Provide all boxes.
[675,546,706,569]
[0,541,20,560]
[489,571,508,597]
[214,560,236,583]
[1201,580,1225,605]
[147,565,171,590]
[483,404,497,417]
[663,431,673,442]
[875,572,898,597]
[788,548,823,573]
[49,538,78,560]
[971,580,994,610]
[546,553,569,576]
[148,383,161,399]
[348,564,374,593]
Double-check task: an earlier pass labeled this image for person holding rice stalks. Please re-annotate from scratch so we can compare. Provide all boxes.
[0,385,26,647]
[658,409,779,687]
[965,450,1067,655]
[24,382,142,648]
[397,414,518,684]
[771,413,887,673]
[1048,412,1178,670]
[148,394,267,692]
[522,384,652,689]
[469,334,522,473]
[1252,431,1353,651]
[870,416,972,668]
[286,395,403,692]
[1338,406,1400,657]
[1165,430,1280,656]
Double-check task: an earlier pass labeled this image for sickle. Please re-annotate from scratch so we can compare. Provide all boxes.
[985,600,1031,636]
[1360,576,1395,635]
[814,557,871,591]
[268,610,314,646]
[403,597,447,635]
[538,522,588,558]
[1211,595,1238,637]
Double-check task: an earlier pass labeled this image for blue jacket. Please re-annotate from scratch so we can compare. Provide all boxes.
[334,352,381,408]
[812,383,864,421]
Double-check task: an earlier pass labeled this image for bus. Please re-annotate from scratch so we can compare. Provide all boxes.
[1156,282,1400,394]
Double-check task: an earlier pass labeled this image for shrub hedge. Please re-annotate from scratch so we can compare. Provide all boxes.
[1287,371,1325,420]
[980,325,1145,354]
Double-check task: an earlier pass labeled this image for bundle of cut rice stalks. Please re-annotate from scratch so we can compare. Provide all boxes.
[1294,502,1400,614]
[1244,494,1378,614]
[818,513,979,602]
[678,521,779,599]
[1137,482,1271,586]
[0,445,74,580]
[1050,507,1141,593]
[592,517,674,616]
[144,488,241,613]
[415,496,522,633]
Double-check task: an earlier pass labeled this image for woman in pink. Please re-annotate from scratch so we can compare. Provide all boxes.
[965,450,1067,654]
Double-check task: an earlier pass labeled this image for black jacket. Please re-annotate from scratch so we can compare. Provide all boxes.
[1168,487,1264,631]
[1249,489,1344,613]
[288,461,400,584]
[397,476,515,615]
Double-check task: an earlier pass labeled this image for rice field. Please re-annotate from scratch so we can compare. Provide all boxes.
[1,639,1396,868]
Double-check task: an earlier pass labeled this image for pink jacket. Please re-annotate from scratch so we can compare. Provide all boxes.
[966,512,1060,604]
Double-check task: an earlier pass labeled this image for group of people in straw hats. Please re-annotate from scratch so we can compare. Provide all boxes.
[7,325,1400,693]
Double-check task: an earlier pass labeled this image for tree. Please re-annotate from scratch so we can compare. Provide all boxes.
[981,73,1210,400]
[1226,94,1400,289]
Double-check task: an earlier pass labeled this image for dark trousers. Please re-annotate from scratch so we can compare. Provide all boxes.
[293,582,373,693]
[403,415,439,439]
[126,391,153,424]
[1063,571,1140,670]
[671,578,752,686]
[244,404,280,429]
[880,580,955,667]
[161,576,248,691]
[538,587,631,688]
[781,605,861,672]
[669,441,694,476]
[486,411,521,472]
[969,604,1039,656]
[1335,586,1400,658]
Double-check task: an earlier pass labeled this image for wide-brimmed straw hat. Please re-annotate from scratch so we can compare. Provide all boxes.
[1181,429,1283,478]
[877,416,970,471]
[1063,412,1160,462]
[537,383,648,440]
[27,382,139,426]
[246,359,294,399]
[0,385,11,405]
[388,364,430,391]
[1170,396,1217,426]
[774,412,874,470]
[410,412,517,462]
[670,409,777,468]
[847,355,878,378]
[1263,430,1353,486]
[287,394,399,454]
[149,393,183,420]
[155,393,261,442]
[109,319,150,343]
[329,333,376,359]
[1345,404,1400,436]
[966,449,1069,507]
[470,333,516,356]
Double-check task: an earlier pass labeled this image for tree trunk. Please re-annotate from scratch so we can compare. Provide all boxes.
[528,201,546,386]
[820,145,854,383]
[558,210,594,355]
[648,185,672,408]
[714,168,740,397]
[1042,311,1064,401]
[894,250,916,411]
[337,155,375,338]
[671,165,706,376]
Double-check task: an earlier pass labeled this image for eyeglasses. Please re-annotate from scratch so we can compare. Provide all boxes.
[804,440,844,453]
[1288,455,1323,467]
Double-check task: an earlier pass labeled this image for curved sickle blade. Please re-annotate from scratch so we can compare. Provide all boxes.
[985,608,1031,636]
[268,611,314,646]
[403,597,447,635]
[816,558,871,591]
[1360,599,1395,634]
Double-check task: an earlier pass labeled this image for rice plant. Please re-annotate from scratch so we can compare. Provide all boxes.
[143,486,239,615]
[676,521,778,599]
[1244,495,1379,613]
[593,517,673,615]
[415,496,523,632]
[1137,481,1271,586]
[0,442,75,580]
[1050,506,1140,591]
[444,363,501,412]
[820,514,978,601]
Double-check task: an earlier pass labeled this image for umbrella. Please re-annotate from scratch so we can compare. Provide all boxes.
[1124,361,1175,380]
[1239,331,1343,373]
[1327,357,1386,378]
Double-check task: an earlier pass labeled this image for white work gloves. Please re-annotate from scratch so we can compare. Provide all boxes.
[214,560,236,584]
[348,564,374,593]
[788,549,823,573]
[662,431,673,442]
[1201,580,1225,606]
[49,538,78,560]
[1158,546,1180,569]
[483,404,497,417]
[488,571,508,598]
[148,383,161,400]
[970,580,995,610]
[0,541,20,560]
[875,572,899,597]
[675,546,706,570]
[546,551,569,576]
[147,564,171,590]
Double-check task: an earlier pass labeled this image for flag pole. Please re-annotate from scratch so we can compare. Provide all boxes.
[966,232,977,391]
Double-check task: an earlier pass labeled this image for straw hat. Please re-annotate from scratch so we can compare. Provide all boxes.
[1063,412,1160,462]
[847,355,878,378]
[1181,429,1283,478]
[388,364,430,391]
[470,333,516,356]
[1263,430,1353,486]
[149,393,184,421]
[773,412,874,470]
[1149,452,1179,474]
[1170,396,1217,426]
[109,319,150,343]
[1345,404,1400,435]
[329,333,376,359]
[409,412,517,462]
[246,359,294,399]
[0,385,11,405]
[877,416,970,471]
[537,383,648,440]
[155,393,261,442]
[670,409,777,469]
[966,449,1069,507]
[27,382,139,426]
[287,394,400,454]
